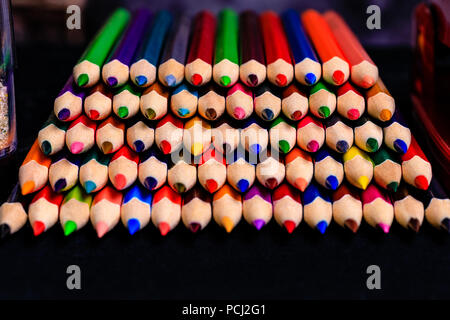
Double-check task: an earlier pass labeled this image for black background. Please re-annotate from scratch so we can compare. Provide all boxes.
[0,2,449,300]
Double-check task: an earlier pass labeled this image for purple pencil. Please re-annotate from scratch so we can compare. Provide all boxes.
[243,182,272,230]
[53,75,86,122]
[102,9,152,88]
[158,14,191,87]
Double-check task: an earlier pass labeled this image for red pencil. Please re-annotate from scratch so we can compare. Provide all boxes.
[273,183,302,233]
[108,145,139,190]
[401,136,432,190]
[198,147,227,193]
[296,115,325,153]
[155,114,184,155]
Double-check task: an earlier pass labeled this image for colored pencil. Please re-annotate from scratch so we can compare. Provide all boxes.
[226,82,254,120]
[73,8,130,88]
[59,185,93,236]
[309,81,336,119]
[198,83,226,121]
[54,75,85,121]
[79,148,110,194]
[343,146,374,190]
[260,11,294,87]
[0,184,28,239]
[84,82,113,120]
[102,9,152,88]
[303,182,332,234]
[401,136,432,190]
[366,78,395,122]
[241,116,269,155]
[422,177,450,232]
[112,83,141,119]
[281,83,308,121]
[239,10,266,87]
[324,11,379,89]
[121,183,152,235]
[227,149,256,193]
[151,185,182,235]
[66,115,97,154]
[213,184,242,232]
[181,185,212,232]
[256,149,285,190]
[254,83,281,121]
[138,147,167,191]
[19,140,51,195]
[158,14,191,87]
[38,114,69,156]
[211,116,240,154]
[285,147,314,191]
[324,113,354,153]
[382,109,411,154]
[213,9,239,87]
[130,10,173,87]
[296,115,325,153]
[269,116,296,154]
[48,152,80,193]
[126,117,154,153]
[95,116,125,154]
[198,147,227,193]
[336,82,365,120]
[353,116,383,153]
[372,148,402,192]
[155,114,184,154]
[108,145,139,190]
[28,185,64,236]
[183,116,211,156]
[301,9,350,86]
[243,182,272,230]
[273,183,302,233]
[140,81,169,120]
[361,183,394,233]
[281,9,321,86]
[314,148,344,191]
[167,148,197,193]
[170,82,198,118]
[185,11,216,86]
[392,184,424,232]
[90,185,123,238]
[332,183,362,233]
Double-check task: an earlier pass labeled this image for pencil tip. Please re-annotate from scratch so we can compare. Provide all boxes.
[191,74,202,86]
[440,218,450,233]
[84,181,97,194]
[265,178,279,190]
[63,220,77,236]
[95,222,108,238]
[177,108,190,117]
[249,143,261,154]
[145,108,156,120]
[77,73,89,87]
[158,222,170,236]
[361,75,374,88]
[336,140,349,153]
[377,223,390,234]
[165,74,176,87]
[127,218,140,235]
[344,219,359,233]
[89,109,100,120]
[316,221,328,234]
[32,221,46,236]
[414,175,429,190]
[106,76,118,87]
[21,181,35,195]
[380,109,392,121]
[221,216,234,233]
[205,179,218,193]
[275,74,287,86]
[306,140,319,152]
[393,139,408,154]
[117,106,129,118]
[291,110,303,121]
[70,142,84,154]
[133,140,145,153]
[236,179,249,193]
[173,183,186,193]
[253,219,265,230]
[144,177,158,190]
[283,220,296,234]
[332,70,345,85]
[159,140,171,154]
[387,181,398,192]
[366,138,379,152]
[357,176,369,190]
[114,174,127,190]
[408,218,421,233]
[189,222,201,233]
[0,224,11,239]
[101,141,113,154]
[134,75,147,86]
[53,179,67,193]
[304,73,317,85]
[40,141,52,155]
[278,140,290,154]
[295,178,308,192]
[220,76,231,87]
[318,106,330,118]
[233,107,245,120]
[57,108,70,121]
[261,108,274,121]
[347,108,360,120]
[191,143,203,156]
[325,176,339,190]
[247,74,258,86]
[205,108,217,120]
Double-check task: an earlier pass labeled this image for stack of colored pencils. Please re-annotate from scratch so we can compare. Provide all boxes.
[0,7,449,240]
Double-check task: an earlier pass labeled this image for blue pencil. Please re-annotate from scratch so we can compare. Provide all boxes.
[314,148,344,191]
[227,148,256,193]
[121,183,153,235]
[170,82,199,118]
[138,146,168,191]
[303,182,332,233]
[382,109,411,154]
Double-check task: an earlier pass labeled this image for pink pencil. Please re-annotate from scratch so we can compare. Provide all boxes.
[361,184,394,233]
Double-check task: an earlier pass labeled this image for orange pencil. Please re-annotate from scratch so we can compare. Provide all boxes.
[285,147,313,191]
[19,140,52,195]
[183,116,211,157]
[366,78,395,122]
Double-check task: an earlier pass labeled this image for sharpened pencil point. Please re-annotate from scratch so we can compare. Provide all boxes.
[387,181,398,192]
[70,142,84,154]
[316,220,328,234]
[77,74,89,87]
[233,107,245,120]
[247,74,258,86]
[278,140,290,154]
[380,109,392,121]
[95,222,108,238]
[33,221,46,236]
[377,223,390,234]
[41,141,52,155]
[159,140,171,154]
[144,177,158,190]
[114,174,127,190]
[318,106,330,118]
[191,74,203,86]
[275,74,287,86]
[127,218,140,235]
[344,219,359,233]
[220,76,231,87]
[332,70,345,85]
[361,75,374,88]
[414,175,429,190]
[408,218,421,233]
[291,110,303,121]
[304,73,317,85]
[191,143,203,156]
[357,176,369,190]
[177,108,190,117]
[236,179,249,193]
[107,76,118,87]
[441,218,450,233]
[63,220,77,236]
[261,108,274,121]
[205,108,217,120]
[295,178,308,192]
[265,178,278,190]
[325,176,339,190]
[21,181,35,195]
[165,75,176,87]
[205,179,218,193]
[145,108,156,120]
[253,219,265,230]
[366,138,379,152]
[118,106,129,118]
[57,108,70,121]
[393,139,408,154]
[347,109,360,120]
[0,224,11,239]
[249,143,261,154]
[89,110,100,120]
[283,220,296,234]
[306,140,319,152]
[189,222,201,233]
[54,179,67,193]
[133,140,145,153]
[173,183,186,193]
[84,181,97,194]
[101,141,113,154]
[336,140,349,153]
[158,222,170,236]
[135,75,147,86]
[221,216,234,233]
